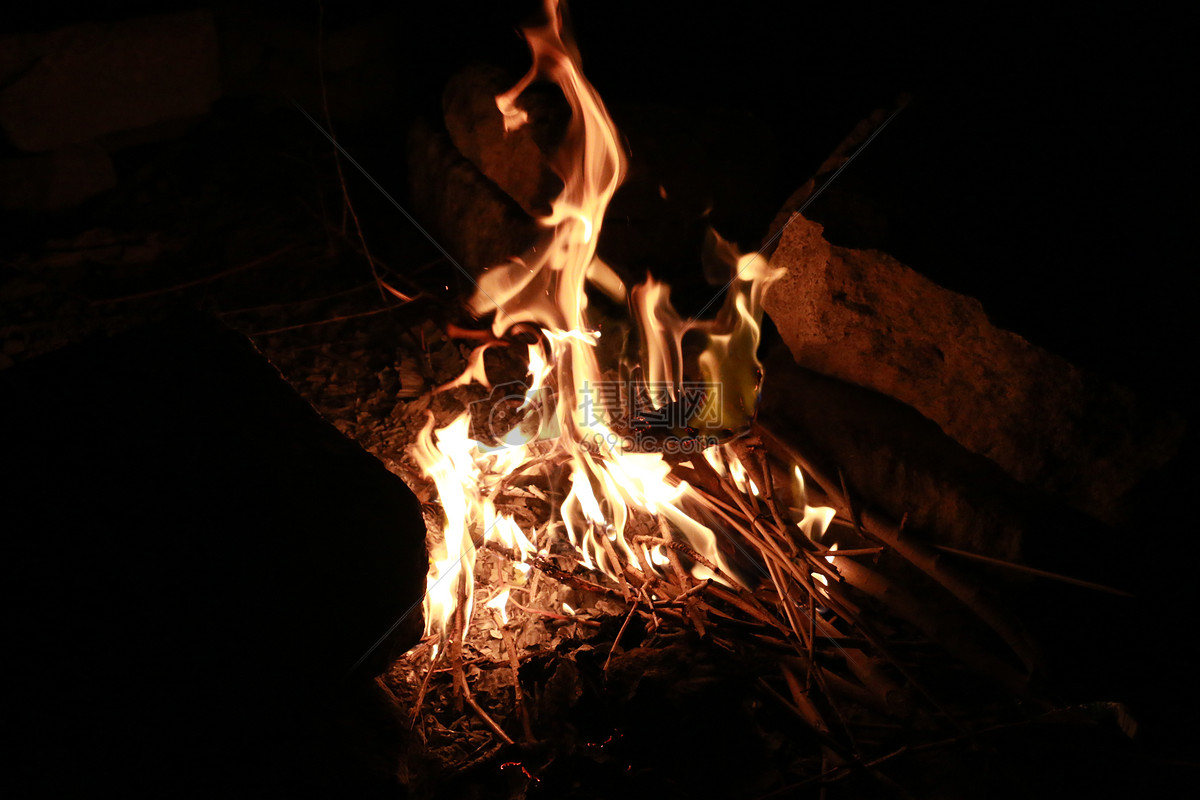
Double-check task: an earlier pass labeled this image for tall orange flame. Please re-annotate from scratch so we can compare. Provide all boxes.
[412,0,794,644]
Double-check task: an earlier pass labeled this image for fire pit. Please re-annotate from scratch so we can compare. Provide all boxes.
[358,2,1175,796]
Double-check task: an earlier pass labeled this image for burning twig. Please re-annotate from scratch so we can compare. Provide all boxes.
[509,596,601,627]
[632,534,737,588]
[754,446,797,547]
[754,422,1041,676]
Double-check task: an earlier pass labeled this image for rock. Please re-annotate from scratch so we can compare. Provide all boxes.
[763,214,1184,523]
[758,345,1125,561]
[442,62,565,218]
[407,116,540,275]
[2,313,427,794]
[0,142,117,210]
[421,66,780,301]
[0,10,220,153]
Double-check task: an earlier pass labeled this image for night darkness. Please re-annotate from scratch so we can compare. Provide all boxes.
[3,1,1196,796]
[6,1,1190,393]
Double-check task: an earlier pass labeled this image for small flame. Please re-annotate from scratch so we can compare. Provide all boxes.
[490,514,537,560]
[706,445,762,497]
[794,465,837,541]
[486,588,512,625]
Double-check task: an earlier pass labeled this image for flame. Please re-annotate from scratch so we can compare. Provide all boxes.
[411,0,785,643]
[485,588,512,626]
[794,465,837,541]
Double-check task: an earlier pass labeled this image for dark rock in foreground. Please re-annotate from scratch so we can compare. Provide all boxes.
[2,313,426,795]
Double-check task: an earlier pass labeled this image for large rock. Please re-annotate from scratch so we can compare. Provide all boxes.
[0,142,116,210]
[757,345,1121,561]
[2,313,427,794]
[0,11,220,153]
[442,62,565,218]
[763,214,1184,523]
[407,116,541,275]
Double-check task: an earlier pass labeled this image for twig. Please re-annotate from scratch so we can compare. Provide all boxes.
[761,93,912,259]
[803,574,817,689]
[932,545,1134,597]
[250,300,416,337]
[860,509,1041,675]
[509,598,602,627]
[686,486,761,547]
[453,661,514,745]
[755,447,797,551]
[500,626,535,741]
[632,534,739,588]
[598,531,631,599]
[316,0,387,303]
[658,529,709,637]
[833,550,1029,692]
[217,280,377,316]
[765,557,809,647]
[837,467,866,539]
[754,422,1041,676]
[638,584,661,631]
[409,641,448,729]
[781,665,831,735]
[755,676,849,760]
[810,583,963,731]
[90,245,296,305]
[604,595,640,674]
[819,547,883,558]
[704,584,790,636]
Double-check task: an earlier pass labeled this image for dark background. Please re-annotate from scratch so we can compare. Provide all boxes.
[3,0,1196,792]
[2,0,1193,402]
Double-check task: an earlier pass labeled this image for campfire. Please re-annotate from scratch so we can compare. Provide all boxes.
[376,1,1153,794]
[5,2,1189,797]
[412,0,785,666]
